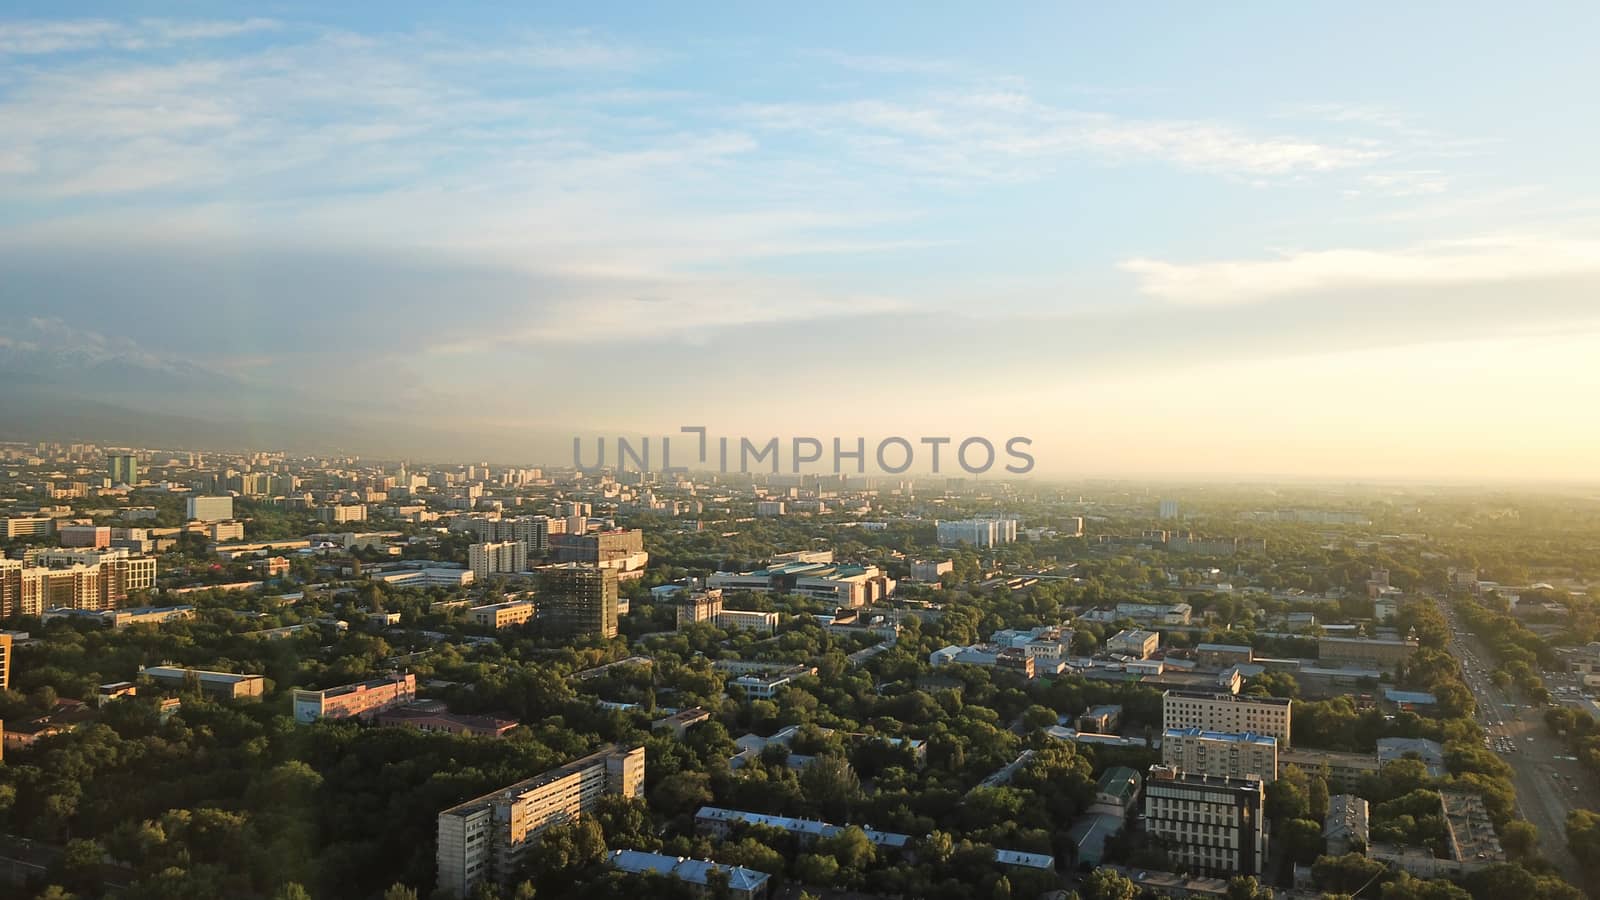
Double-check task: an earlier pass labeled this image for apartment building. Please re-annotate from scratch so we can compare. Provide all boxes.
[436,745,645,898]
[1163,690,1292,746]
[676,589,724,627]
[469,541,528,582]
[0,553,154,617]
[1161,728,1279,782]
[292,673,417,724]
[1143,766,1266,877]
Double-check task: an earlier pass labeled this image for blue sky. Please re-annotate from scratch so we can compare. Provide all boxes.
[2,4,1599,478]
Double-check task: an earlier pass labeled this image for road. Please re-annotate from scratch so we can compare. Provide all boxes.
[1438,598,1591,885]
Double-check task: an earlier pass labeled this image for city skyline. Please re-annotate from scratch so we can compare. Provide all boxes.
[3,4,1600,479]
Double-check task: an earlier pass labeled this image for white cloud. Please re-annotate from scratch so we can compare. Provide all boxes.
[739,92,1386,180]
[0,18,278,55]
[1120,235,1600,306]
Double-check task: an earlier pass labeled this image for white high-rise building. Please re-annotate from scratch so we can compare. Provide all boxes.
[186,495,234,522]
[469,541,528,581]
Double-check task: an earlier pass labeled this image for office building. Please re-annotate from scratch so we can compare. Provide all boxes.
[108,454,139,486]
[292,673,416,724]
[1144,766,1265,877]
[436,745,644,898]
[42,604,195,630]
[3,517,56,538]
[469,601,536,629]
[1161,728,1279,781]
[140,665,266,701]
[676,589,724,628]
[186,495,234,522]
[60,525,111,548]
[469,540,528,582]
[540,564,619,639]
[1163,690,1292,746]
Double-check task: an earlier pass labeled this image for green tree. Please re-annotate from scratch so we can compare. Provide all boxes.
[1079,867,1138,900]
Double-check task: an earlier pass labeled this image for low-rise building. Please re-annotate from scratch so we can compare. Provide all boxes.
[141,665,266,701]
[652,707,711,739]
[469,601,535,629]
[606,850,770,900]
[375,700,518,738]
[293,673,417,724]
[1107,628,1159,659]
[1324,794,1370,857]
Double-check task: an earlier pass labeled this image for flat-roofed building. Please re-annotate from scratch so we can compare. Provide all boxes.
[1318,635,1418,669]
[141,665,266,701]
[1325,794,1369,857]
[1163,690,1292,747]
[186,495,234,522]
[1144,766,1266,877]
[469,601,535,629]
[376,701,518,738]
[708,559,894,609]
[436,745,644,898]
[715,609,779,634]
[59,525,111,548]
[1107,628,1159,659]
[1195,643,1254,670]
[1161,727,1278,781]
[1279,747,1381,792]
[539,564,618,639]
[469,540,528,582]
[3,517,57,538]
[676,589,724,628]
[293,673,416,724]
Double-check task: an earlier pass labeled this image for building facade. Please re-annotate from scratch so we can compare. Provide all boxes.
[1143,766,1266,877]
[1161,728,1278,781]
[1162,690,1292,746]
[436,745,645,898]
[540,564,619,639]
[292,673,417,724]
[469,541,529,582]
[186,495,234,522]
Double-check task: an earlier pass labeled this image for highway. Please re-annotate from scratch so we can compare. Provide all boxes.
[1438,598,1591,884]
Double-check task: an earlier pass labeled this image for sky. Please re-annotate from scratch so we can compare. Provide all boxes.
[2,3,1599,480]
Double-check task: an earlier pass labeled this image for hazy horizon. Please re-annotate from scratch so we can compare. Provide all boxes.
[3,4,1599,480]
